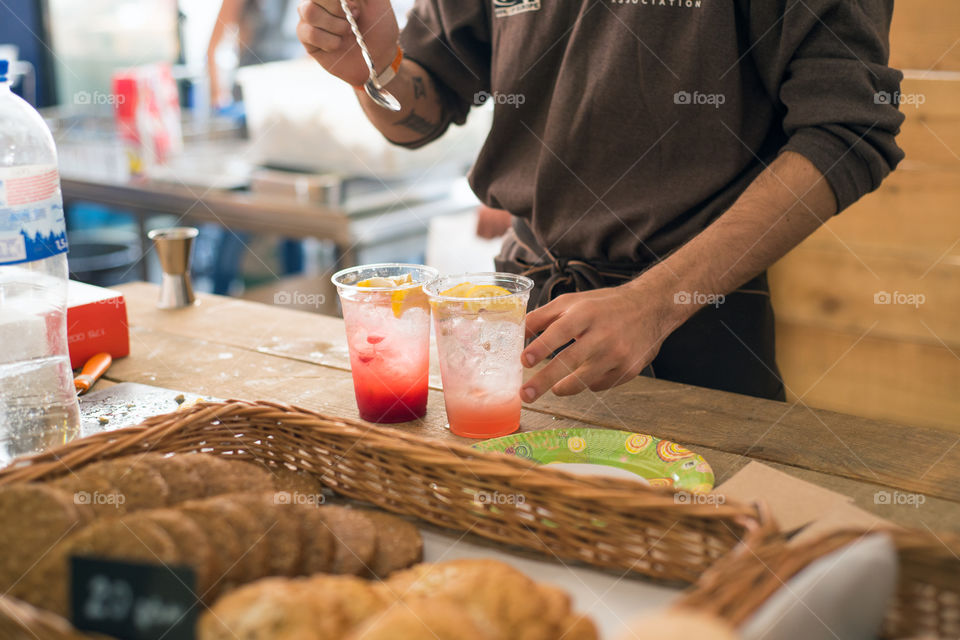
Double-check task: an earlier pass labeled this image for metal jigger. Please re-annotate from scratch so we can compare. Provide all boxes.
[148,227,198,309]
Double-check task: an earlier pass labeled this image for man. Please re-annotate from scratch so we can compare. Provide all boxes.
[297,0,904,403]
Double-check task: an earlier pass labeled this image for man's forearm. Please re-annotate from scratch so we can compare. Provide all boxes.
[355,59,447,145]
[631,151,838,327]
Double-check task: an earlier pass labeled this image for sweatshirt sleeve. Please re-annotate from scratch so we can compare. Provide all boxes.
[396,0,491,148]
[741,0,905,212]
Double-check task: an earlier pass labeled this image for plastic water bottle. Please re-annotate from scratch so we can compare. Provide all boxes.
[0,59,80,463]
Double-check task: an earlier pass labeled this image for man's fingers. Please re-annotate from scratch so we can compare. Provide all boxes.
[299,0,350,33]
[523,297,567,339]
[303,0,348,20]
[552,364,612,396]
[520,339,590,402]
[296,22,345,52]
[521,311,586,369]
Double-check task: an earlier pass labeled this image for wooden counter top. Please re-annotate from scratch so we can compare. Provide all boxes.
[106,282,960,533]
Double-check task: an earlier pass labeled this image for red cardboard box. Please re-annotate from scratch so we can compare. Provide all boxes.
[66,281,130,369]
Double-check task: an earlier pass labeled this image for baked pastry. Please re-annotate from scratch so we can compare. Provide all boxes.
[188,456,274,496]
[179,498,252,599]
[345,597,500,640]
[614,610,740,640]
[200,559,597,640]
[138,453,207,504]
[63,456,172,511]
[290,503,335,576]
[198,574,391,640]
[0,594,108,640]
[361,510,423,578]
[50,471,124,518]
[181,496,265,590]
[386,559,598,640]
[139,508,216,598]
[227,493,303,578]
[260,464,328,499]
[0,457,427,626]
[315,506,377,576]
[0,485,89,597]
[13,515,179,616]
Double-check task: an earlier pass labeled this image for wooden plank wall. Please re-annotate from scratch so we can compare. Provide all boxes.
[769,0,960,432]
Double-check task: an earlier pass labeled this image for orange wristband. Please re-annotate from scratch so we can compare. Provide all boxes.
[353,46,404,90]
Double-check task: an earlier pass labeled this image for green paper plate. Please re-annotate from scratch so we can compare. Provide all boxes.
[473,428,714,492]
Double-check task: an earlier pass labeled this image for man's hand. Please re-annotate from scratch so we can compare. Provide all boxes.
[520,278,679,401]
[297,0,447,145]
[297,0,399,87]
[519,151,837,404]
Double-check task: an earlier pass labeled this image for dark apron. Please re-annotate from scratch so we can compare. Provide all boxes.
[495,218,787,401]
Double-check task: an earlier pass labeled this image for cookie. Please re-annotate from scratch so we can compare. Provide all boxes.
[293,506,335,576]
[188,456,274,497]
[66,457,171,511]
[50,470,124,519]
[262,465,327,499]
[141,509,216,598]
[138,453,207,504]
[179,499,250,600]
[202,495,269,586]
[315,507,376,576]
[0,485,88,595]
[225,493,301,578]
[14,516,178,617]
[361,511,423,578]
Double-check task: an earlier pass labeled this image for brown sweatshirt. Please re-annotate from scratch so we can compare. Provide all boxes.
[399,0,905,265]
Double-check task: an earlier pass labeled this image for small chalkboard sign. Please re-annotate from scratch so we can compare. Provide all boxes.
[70,556,198,640]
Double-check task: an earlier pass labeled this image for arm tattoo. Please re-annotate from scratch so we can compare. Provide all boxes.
[394,110,438,136]
[412,76,427,100]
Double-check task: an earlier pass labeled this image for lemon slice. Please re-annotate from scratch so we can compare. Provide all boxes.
[437,283,520,313]
[465,284,512,298]
[439,282,474,297]
[392,287,428,318]
[356,276,395,288]
[356,273,423,318]
[356,274,412,288]
[465,284,521,313]
[432,281,523,316]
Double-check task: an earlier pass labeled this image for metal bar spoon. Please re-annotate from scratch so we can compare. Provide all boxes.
[340,0,401,112]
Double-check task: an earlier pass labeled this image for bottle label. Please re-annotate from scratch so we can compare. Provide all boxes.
[0,165,69,265]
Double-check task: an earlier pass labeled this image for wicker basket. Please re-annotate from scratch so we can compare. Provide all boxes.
[0,400,776,585]
[678,527,960,638]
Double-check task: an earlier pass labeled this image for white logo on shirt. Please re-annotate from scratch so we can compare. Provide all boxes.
[494,0,541,18]
[610,0,702,7]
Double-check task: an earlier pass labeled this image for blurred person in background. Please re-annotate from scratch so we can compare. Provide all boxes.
[206,0,304,294]
[207,0,302,108]
[476,205,512,241]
